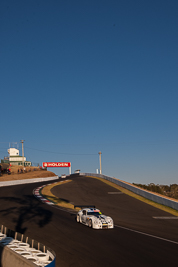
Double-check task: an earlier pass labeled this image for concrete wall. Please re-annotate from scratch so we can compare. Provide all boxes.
[0,245,36,267]
[0,224,56,267]
[81,173,178,211]
[0,176,59,187]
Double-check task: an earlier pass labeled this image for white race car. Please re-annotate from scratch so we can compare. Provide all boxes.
[76,207,114,229]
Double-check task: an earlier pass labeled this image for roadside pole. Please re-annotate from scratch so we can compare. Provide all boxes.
[20,140,25,167]
[98,151,102,174]
[69,164,71,174]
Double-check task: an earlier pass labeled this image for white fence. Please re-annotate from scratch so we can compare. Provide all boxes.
[80,173,178,211]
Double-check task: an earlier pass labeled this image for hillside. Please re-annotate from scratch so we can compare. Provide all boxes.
[133,183,178,200]
[0,165,56,181]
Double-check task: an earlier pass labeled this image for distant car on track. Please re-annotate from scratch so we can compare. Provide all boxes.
[61,174,66,178]
[76,207,114,229]
[74,169,80,174]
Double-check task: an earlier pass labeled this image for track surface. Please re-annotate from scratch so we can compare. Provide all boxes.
[0,175,178,267]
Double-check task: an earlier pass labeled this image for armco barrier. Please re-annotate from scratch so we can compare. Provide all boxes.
[0,224,56,267]
[80,173,178,211]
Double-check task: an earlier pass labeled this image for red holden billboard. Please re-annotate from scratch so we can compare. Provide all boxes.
[43,162,71,168]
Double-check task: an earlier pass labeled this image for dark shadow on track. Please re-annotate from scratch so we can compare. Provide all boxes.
[0,195,53,234]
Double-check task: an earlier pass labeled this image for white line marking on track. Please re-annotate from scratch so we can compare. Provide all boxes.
[115,225,178,245]
[153,217,178,219]
[108,192,123,194]
[33,185,178,244]
[34,188,178,244]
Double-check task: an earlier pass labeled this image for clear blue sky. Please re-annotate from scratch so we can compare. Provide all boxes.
[1,0,178,185]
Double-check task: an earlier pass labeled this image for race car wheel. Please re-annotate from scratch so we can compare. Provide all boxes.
[88,219,93,228]
[76,215,80,223]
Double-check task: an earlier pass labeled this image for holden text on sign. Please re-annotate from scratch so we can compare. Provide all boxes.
[42,162,71,168]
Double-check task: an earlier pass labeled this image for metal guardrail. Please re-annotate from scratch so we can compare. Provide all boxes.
[80,173,178,211]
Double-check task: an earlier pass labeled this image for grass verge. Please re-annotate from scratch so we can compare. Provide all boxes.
[41,180,80,210]
[41,175,178,216]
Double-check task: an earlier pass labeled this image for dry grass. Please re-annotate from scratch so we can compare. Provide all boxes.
[41,180,80,210]
[0,165,56,181]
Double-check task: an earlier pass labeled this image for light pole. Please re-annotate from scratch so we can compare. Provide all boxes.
[20,140,25,167]
[98,151,102,174]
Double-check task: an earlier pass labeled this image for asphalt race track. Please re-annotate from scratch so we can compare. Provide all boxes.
[0,175,178,267]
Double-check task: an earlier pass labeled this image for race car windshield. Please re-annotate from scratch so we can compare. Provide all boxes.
[87,212,102,216]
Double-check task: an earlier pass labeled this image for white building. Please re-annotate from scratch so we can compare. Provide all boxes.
[8,148,31,166]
